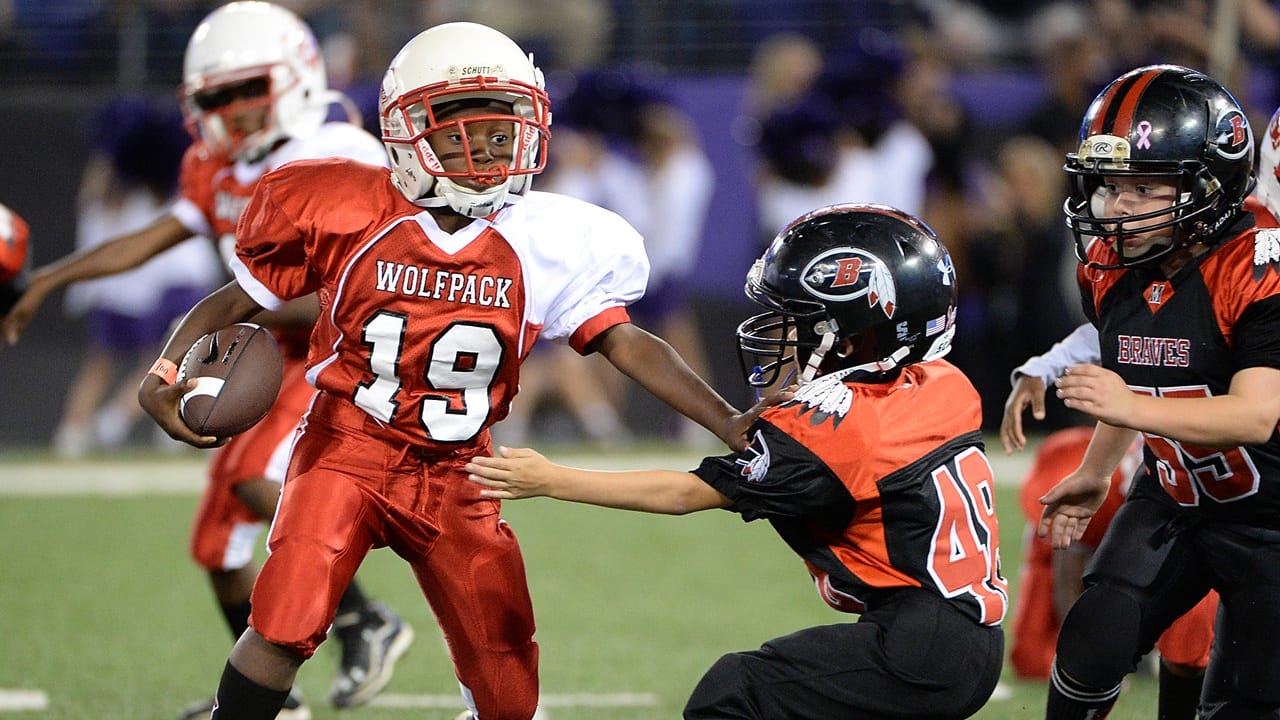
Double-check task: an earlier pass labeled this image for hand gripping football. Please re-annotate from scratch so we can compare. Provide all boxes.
[177,323,283,437]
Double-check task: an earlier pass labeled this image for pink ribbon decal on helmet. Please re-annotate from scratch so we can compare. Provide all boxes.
[1136,120,1153,150]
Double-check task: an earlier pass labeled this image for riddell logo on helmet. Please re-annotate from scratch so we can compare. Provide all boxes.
[801,248,897,317]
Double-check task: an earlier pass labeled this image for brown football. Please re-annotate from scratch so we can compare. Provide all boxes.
[177,323,283,437]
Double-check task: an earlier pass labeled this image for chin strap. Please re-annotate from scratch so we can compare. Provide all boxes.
[799,331,835,384]
[801,345,911,386]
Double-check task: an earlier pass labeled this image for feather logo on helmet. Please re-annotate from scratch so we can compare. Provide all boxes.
[801,248,896,317]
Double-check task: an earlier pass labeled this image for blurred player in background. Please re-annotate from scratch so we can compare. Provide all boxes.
[0,202,29,315]
[0,3,413,717]
[1008,425,1215,720]
[51,97,222,458]
[467,204,1006,720]
[504,69,717,447]
[138,21,768,720]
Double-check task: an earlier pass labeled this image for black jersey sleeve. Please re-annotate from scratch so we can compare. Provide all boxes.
[692,418,855,525]
[1233,295,1280,370]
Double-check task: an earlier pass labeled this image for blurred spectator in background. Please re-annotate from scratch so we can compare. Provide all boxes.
[52,96,221,457]
[419,0,612,70]
[500,68,718,446]
[954,134,1084,432]
[740,32,823,122]
[1020,3,1117,154]
[752,28,933,239]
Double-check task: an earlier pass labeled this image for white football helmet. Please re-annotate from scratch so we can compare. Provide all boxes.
[1258,107,1280,222]
[379,22,551,218]
[180,1,330,162]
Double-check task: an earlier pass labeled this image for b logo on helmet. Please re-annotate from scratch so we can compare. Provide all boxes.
[1213,109,1252,160]
[801,248,896,317]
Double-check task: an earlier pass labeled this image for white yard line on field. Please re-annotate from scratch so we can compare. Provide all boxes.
[0,690,48,711]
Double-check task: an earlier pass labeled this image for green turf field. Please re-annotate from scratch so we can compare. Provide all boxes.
[0,441,1159,719]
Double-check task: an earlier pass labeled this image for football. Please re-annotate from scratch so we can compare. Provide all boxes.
[177,323,283,437]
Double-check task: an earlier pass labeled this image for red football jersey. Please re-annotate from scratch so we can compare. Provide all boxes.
[1017,426,1134,545]
[170,122,387,360]
[232,158,649,449]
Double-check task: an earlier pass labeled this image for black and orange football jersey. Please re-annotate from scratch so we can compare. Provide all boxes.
[693,359,1007,627]
[1079,213,1280,527]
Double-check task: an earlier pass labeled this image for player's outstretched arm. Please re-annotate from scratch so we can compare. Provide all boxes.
[1000,323,1101,454]
[2,216,192,345]
[467,446,731,515]
[138,281,264,448]
[592,322,789,451]
[1037,422,1137,549]
[1000,374,1047,455]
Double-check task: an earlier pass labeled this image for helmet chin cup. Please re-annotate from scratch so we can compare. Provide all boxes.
[438,177,512,218]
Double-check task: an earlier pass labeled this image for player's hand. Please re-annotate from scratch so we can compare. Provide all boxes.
[1055,363,1135,427]
[1037,471,1110,550]
[1000,374,1046,454]
[466,446,555,500]
[720,386,796,452]
[1,276,50,346]
[137,374,226,449]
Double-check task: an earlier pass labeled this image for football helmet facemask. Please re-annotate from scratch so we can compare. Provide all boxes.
[180,1,331,163]
[737,204,958,387]
[378,22,551,218]
[1064,64,1254,269]
[1257,106,1280,222]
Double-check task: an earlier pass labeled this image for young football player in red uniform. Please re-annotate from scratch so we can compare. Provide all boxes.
[1039,65,1280,719]
[139,21,769,720]
[0,201,30,315]
[0,4,413,717]
[466,204,1006,720]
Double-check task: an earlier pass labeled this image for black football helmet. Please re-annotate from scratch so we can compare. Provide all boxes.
[737,204,957,387]
[1064,65,1254,269]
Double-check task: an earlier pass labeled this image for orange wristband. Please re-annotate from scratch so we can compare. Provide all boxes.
[148,357,179,385]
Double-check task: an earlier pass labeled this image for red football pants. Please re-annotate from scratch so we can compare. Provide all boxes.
[190,357,313,571]
[249,393,539,720]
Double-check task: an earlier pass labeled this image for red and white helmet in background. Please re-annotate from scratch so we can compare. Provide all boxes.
[0,202,29,284]
[379,22,551,218]
[180,1,330,162]
[1257,107,1280,223]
